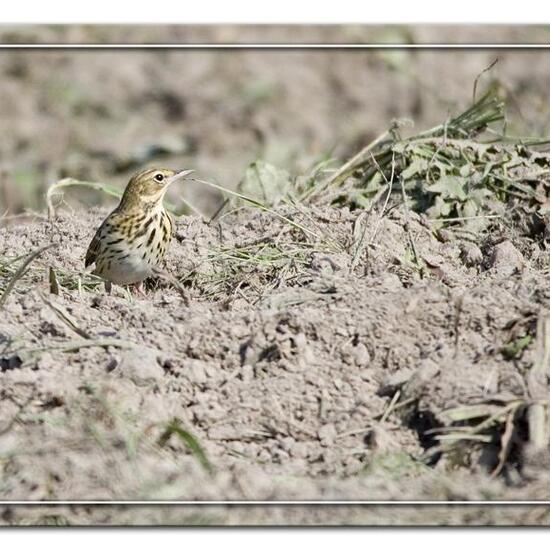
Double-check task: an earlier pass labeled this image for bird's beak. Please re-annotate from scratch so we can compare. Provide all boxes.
[166,169,194,186]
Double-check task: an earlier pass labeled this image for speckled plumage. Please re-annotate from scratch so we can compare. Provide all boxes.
[85,167,193,291]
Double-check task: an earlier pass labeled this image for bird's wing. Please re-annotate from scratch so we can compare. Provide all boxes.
[85,210,120,268]
[84,226,103,268]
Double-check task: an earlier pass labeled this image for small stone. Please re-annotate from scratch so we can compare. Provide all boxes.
[293,333,315,365]
[230,441,245,454]
[321,448,338,464]
[105,357,118,373]
[39,308,67,337]
[352,343,370,366]
[90,295,104,308]
[118,346,164,386]
[293,332,307,350]
[241,364,254,383]
[204,364,218,379]
[208,425,240,440]
[437,229,453,242]
[279,436,295,453]
[460,242,483,267]
[489,241,524,276]
[318,423,337,446]
[257,448,272,462]
[289,442,310,459]
[240,339,259,366]
[380,273,402,291]
[189,361,207,385]
[365,426,400,453]
[174,324,187,338]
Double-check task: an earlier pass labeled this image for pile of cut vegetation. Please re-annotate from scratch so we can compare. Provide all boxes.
[309,83,550,231]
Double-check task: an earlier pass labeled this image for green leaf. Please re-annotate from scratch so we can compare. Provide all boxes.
[402,157,428,180]
[364,451,429,478]
[459,164,473,177]
[440,404,502,423]
[501,334,533,359]
[426,195,452,219]
[428,175,468,201]
[461,199,479,218]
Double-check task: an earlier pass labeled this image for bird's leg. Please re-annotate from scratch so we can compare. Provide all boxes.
[131,281,147,297]
[104,281,112,295]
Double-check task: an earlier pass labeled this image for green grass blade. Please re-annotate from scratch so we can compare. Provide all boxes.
[158,419,213,474]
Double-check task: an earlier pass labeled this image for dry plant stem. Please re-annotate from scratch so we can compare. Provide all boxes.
[368,150,396,245]
[188,177,318,238]
[380,390,401,423]
[47,178,122,219]
[0,244,56,308]
[19,337,138,360]
[178,195,206,218]
[39,292,91,339]
[425,119,449,185]
[46,178,183,218]
[320,129,392,191]
[472,58,499,104]
[48,266,60,295]
[491,407,517,478]
[399,176,422,272]
[151,267,190,306]
[425,401,523,462]
[425,215,502,223]
[527,312,550,450]
[453,295,464,358]
[350,211,369,270]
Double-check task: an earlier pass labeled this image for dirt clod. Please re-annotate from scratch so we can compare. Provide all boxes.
[489,240,525,275]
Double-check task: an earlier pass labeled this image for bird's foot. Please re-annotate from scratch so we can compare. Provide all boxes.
[130,281,147,297]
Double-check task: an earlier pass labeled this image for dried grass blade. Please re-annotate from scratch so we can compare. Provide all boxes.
[39,292,91,339]
[189,177,318,238]
[0,244,55,309]
[491,407,517,478]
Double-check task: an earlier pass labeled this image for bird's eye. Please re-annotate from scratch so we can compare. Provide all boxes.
[154,173,164,183]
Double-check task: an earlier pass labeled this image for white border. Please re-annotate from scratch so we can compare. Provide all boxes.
[1,37,548,508]
[2,500,550,505]
[0,44,550,49]
[2,0,550,24]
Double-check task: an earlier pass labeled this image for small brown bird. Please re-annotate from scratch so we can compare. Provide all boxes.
[85,167,193,294]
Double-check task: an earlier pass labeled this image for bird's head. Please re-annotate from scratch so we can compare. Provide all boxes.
[119,168,194,210]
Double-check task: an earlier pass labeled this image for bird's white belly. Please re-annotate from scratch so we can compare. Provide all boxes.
[97,250,154,285]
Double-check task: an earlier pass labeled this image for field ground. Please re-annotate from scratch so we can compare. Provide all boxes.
[2,25,550,525]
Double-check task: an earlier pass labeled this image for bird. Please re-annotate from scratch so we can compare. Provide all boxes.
[85,167,194,295]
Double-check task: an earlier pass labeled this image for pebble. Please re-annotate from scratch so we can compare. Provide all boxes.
[118,345,164,386]
[489,240,524,276]
[189,361,208,385]
[318,423,337,446]
[460,242,483,267]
